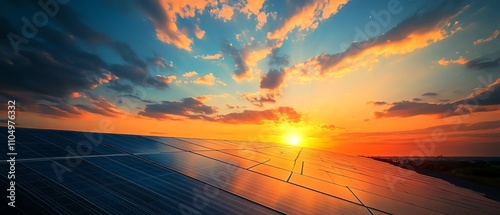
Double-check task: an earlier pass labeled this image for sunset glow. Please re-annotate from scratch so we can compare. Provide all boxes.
[1,0,500,156]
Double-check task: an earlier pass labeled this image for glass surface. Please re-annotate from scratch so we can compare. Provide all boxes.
[140,152,370,214]
[249,163,291,180]
[3,128,500,214]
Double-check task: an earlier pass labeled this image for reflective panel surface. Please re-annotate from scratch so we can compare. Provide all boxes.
[2,128,500,214]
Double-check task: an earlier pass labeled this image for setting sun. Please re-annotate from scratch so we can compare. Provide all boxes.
[286,133,302,146]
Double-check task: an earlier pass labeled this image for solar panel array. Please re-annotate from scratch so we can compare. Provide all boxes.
[1,128,500,214]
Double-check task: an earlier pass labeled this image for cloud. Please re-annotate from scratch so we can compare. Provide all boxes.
[138,97,218,119]
[267,0,349,42]
[31,104,84,118]
[111,41,148,68]
[255,12,268,30]
[438,56,468,66]
[195,93,231,103]
[0,2,173,94]
[109,63,176,89]
[0,25,112,107]
[422,92,439,97]
[219,107,302,124]
[374,101,455,118]
[461,78,500,106]
[194,24,205,39]
[367,101,388,106]
[412,98,423,102]
[268,48,289,67]
[107,81,135,93]
[221,38,273,81]
[74,97,128,117]
[200,52,223,60]
[183,71,198,77]
[238,92,277,107]
[221,41,250,80]
[237,48,290,106]
[260,68,286,89]
[139,97,302,125]
[191,73,226,86]
[321,124,337,130]
[374,78,500,118]
[147,55,174,71]
[339,120,500,139]
[155,75,177,85]
[133,1,212,51]
[193,73,216,85]
[238,0,268,29]
[210,3,234,22]
[474,29,499,45]
[121,94,154,104]
[26,95,127,119]
[285,1,467,80]
[240,0,265,17]
[225,104,246,109]
[465,57,500,70]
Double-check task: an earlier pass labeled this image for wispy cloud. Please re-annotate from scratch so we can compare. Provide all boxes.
[438,56,468,66]
[183,71,198,77]
[193,73,226,86]
[138,97,302,125]
[374,78,500,118]
[285,2,467,82]
[474,29,499,45]
[267,0,349,43]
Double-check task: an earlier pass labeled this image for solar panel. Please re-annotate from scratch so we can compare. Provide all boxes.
[2,128,500,214]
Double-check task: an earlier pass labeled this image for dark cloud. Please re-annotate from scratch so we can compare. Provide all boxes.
[219,107,301,124]
[122,94,154,104]
[139,97,302,125]
[367,101,388,106]
[31,104,83,118]
[465,57,500,70]
[107,81,134,93]
[240,93,277,107]
[74,97,125,117]
[139,97,217,119]
[422,92,439,97]
[347,120,500,137]
[374,101,454,118]
[147,54,174,72]
[412,98,423,102]
[260,48,289,90]
[0,1,173,120]
[111,41,147,69]
[260,68,286,90]
[374,78,500,118]
[459,79,500,106]
[225,104,245,109]
[321,124,337,130]
[25,96,126,119]
[269,48,289,67]
[443,120,500,132]
[221,40,249,79]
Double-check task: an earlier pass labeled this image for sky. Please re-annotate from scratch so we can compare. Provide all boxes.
[1,0,500,156]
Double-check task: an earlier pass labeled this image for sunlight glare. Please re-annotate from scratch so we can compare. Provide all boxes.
[286,133,302,146]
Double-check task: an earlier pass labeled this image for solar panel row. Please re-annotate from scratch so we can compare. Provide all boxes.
[1,128,500,214]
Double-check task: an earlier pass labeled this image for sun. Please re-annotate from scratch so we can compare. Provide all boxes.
[286,133,302,146]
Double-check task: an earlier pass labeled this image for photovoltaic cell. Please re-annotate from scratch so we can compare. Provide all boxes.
[2,128,500,215]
